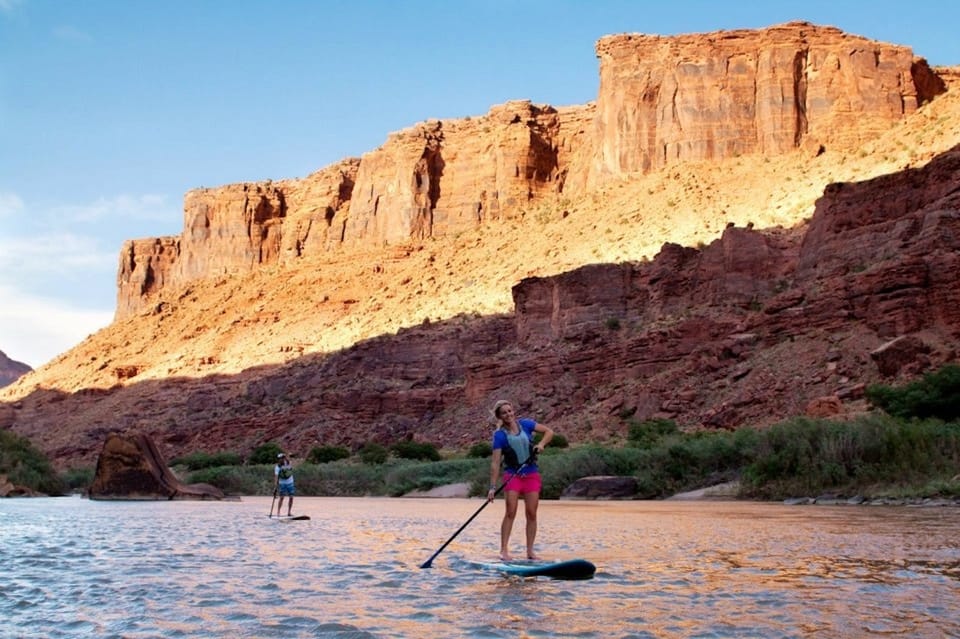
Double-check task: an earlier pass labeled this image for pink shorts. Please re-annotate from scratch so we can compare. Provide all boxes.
[503,471,542,494]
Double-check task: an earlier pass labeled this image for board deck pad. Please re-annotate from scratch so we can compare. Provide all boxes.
[470,558,596,580]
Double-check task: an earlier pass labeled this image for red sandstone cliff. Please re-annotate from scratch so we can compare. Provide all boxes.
[113,22,942,320]
[2,23,959,470]
[587,23,943,181]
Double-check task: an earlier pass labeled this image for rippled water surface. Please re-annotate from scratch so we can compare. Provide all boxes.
[1,496,958,638]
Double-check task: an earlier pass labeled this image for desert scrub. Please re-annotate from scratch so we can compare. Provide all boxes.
[188,461,389,497]
[307,445,351,464]
[383,458,487,496]
[0,430,66,496]
[739,415,960,500]
[391,441,442,462]
[170,451,243,470]
[866,363,960,421]
[536,445,648,499]
[61,466,95,492]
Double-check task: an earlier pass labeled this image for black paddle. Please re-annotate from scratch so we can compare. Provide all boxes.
[420,453,535,569]
[268,487,277,518]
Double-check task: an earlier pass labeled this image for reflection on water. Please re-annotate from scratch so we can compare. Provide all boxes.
[1,497,958,638]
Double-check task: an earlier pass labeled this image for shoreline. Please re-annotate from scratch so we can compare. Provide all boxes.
[400,480,960,507]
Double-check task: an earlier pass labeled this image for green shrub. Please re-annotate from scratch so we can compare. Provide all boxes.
[170,411,960,502]
[359,442,389,465]
[626,418,679,448]
[295,461,386,496]
[739,415,960,499]
[548,433,570,448]
[383,458,487,496]
[866,363,960,421]
[171,451,243,470]
[628,430,746,498]
[61,466,95,491]
[248,442,283,465]
[537,445,648,499]
[0,430,66,496]
[307,445,351,464]
[391,441,441,461]
[467,442,492,458]
[190,460,391,497]
[188,465,268,496]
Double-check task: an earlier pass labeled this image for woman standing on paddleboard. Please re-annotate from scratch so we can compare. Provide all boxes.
[487,399,554,561]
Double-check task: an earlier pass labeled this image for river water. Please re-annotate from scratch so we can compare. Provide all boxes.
[1,496,957,638]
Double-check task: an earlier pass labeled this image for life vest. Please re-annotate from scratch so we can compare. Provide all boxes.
[501,426,532,472]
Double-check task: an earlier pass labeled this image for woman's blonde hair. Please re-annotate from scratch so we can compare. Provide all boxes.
[490,399,512,429]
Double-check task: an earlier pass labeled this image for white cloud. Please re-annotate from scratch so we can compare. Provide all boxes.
[0,192,179,366]
[0,232,116,277]
[0,191,24,217]
[0,284,113,369]
[0,193,176,282]
[54,193,177,224]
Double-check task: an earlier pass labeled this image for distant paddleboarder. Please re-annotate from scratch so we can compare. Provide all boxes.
[487,400,554,561]
[274,453,296,516]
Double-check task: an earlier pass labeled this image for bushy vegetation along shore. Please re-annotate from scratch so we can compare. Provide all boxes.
[179,411,959,502]
[3,365,959,502]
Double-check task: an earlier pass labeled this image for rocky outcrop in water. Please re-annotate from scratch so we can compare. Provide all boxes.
[0,474,42,497]
[88,432,225,500]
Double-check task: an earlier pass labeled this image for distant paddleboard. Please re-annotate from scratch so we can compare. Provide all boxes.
[267,515,311,521]
[469,558,596,580]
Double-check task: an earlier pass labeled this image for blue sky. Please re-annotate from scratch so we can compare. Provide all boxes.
[2,0,959,369]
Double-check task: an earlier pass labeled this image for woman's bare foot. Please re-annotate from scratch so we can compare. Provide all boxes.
[527,553,542,560]
[500,552,513,561]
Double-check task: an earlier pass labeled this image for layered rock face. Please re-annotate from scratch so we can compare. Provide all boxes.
[116,237,179,319]
[344,101,576,246]
[792,147,960,339]
[276,159,360,261]
[116,102,581,318]
[466,147,960,434]
[590,21,944,182]
[115,23,942,319]
[117,160,360,318]
[12,143,959,469]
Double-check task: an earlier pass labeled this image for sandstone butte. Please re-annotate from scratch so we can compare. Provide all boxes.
[2,22,959,471]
